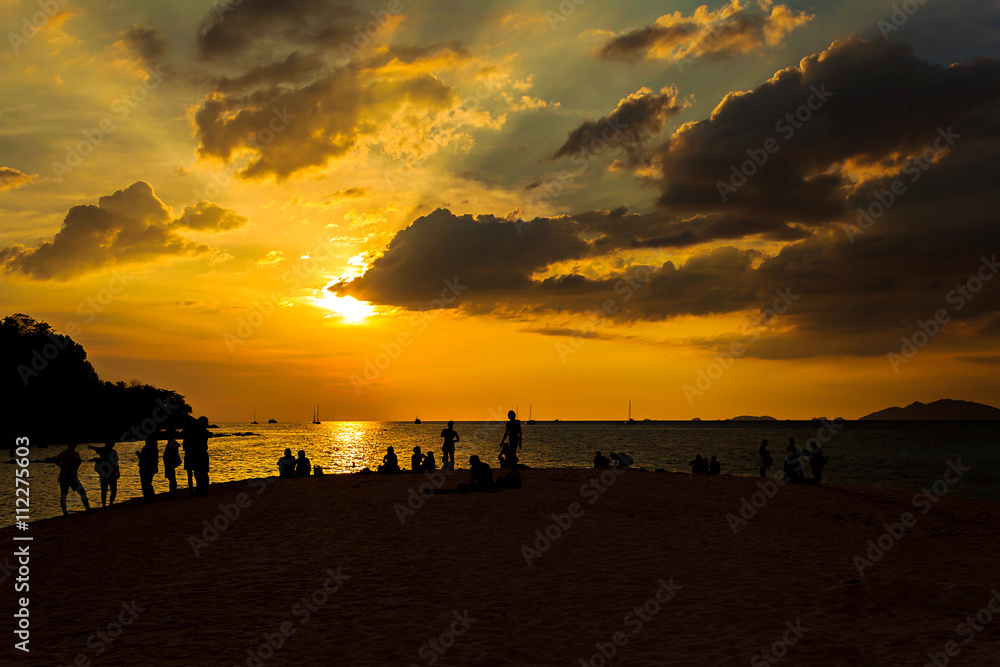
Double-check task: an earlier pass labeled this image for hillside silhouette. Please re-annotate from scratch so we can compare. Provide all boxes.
[860,399,1000,420]
[2,313,196,444]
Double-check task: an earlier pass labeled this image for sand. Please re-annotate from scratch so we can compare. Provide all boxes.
[3,467,1000,666]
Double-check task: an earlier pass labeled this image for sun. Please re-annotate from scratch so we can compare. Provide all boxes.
[312,294,376,324]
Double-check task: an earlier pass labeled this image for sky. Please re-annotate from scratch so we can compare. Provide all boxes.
[3,0,1000,422]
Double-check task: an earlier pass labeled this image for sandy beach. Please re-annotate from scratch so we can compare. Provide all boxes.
[4,468,1000,666]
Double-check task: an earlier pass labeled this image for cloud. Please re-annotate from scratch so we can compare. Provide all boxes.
[0,182,246,280]
[121,25,167,65]
[176,201,248,231]
[551,86,684,167]
[0,167,38,191]
[596,0,812,64]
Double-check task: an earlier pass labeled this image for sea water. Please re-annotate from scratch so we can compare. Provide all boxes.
[2,420,998,525]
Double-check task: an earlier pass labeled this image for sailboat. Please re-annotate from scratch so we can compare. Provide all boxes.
[414,417,422,424]
[251,409,259,425]
[312,405,321,424]
[527,404,536,425]
[626,400,636,425]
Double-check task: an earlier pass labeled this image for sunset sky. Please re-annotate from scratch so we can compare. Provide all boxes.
[3,0,1000,421]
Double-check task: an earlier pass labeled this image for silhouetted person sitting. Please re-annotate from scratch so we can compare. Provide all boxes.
[758,439,772,478]
[89,440,119,507]
[163,427,182,497]
[804,441,827,483]
[411,446,425,473]
[708,455,721,475]
[594,451,611,468]
[610,451,634,468]
[496,469,522,489]
[137,436,159,503]
[378,446,401,473]
[466,455,495,491]
[690,454,707,474]
[277,448,296,478]
[295,450,311,477]
[424,450,436,472]
[441,420,459,465]
[784,439,804,483]
[498,442,519,469]
[56,442,91,515]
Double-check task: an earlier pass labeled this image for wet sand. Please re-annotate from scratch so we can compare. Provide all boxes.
[3,468,999,666]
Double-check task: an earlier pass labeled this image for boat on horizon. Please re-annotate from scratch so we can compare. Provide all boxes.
[626,399,636,424]
[312,405,321,424]
[251,409,259,425]
[267,418,277,424]
[414,417,421,424]
[527,404,536,425]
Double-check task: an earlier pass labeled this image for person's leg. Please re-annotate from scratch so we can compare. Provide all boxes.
[100,478,109,506]
[59,480,69,516]
[109,477,117,505]
[74,480,91,510]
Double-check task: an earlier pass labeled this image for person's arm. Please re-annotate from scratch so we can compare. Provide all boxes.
[454,432,460,442]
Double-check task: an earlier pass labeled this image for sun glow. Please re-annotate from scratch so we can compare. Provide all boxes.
[313,294,376,324]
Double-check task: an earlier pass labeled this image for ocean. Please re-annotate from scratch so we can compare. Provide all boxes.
[3,420,998,525]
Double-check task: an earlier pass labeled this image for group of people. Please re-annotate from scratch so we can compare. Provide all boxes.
[276,448,315,478]
[688,454,722,475]
[593,451,634,468]
[759,438,827,483]
[49,417,213,516]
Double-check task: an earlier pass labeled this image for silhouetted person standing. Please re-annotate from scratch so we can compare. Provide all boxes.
[189,417,211,496]
[440,421,460,465]
[784,439,803,483]
[56,442,91,515]
[805,441,827,483]
[758,439,772,478]
[295,450,311,477]
[498,410,521,462]
[89,440,119,507]
[278,448,296,478]
[163,427,181,497]
[137,436,159,503]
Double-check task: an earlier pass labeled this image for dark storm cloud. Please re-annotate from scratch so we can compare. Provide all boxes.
[191,0,473,180]
[0,182,246,280]
[550,86,683,167]
[122,25,167,65]
[597,1,811,64]
[334,38,1000,360]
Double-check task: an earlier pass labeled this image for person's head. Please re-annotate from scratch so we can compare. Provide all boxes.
[387,446,395,453]
[788,437,795,445]
[711,455,717,461]
[297,450,305,458]
[413,446,421,454]
[469,455,480,465]
[198,416,209,426]
[426,451,434,458]
[447,420,454,427]
[105,439,116,448]
[67,442,77,451]
[787,442,796,452]
[507,410,516,420]
[145,436,157,447]
[284,448,292,457]
[596,451,602,456]
[762,439,769,447]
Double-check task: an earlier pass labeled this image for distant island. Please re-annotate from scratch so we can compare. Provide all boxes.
[860,399,1000,420]
[729,415,777,421]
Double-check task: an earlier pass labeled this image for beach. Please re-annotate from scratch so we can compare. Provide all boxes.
[4,468,1000,666]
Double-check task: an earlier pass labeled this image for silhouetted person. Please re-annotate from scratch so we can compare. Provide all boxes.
[295,450,311,477]
[804,441,827,483]
[594,451,611,468]
[163,427,181,497]
[466,455,495,491]
[498,442,519,469]
[498,409,521,458]
[89,440,119,507]
[610,451,634,468]
[708,455,721,475]
[56,442,91,515]
[784,439,804,482]
[758,439,772,478]
[690,454,707,474]
[441,420,460,465]
[182,428,195,494]
[192,416,211,496]
[137,436,159,503]
[424,450,437,472]
[379,446,400,473]
[411,446,425,473]
[496,469,522,489]
[278,448,296,478]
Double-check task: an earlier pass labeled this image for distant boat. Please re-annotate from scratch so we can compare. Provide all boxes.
[267,418,277,424]
[414,417,422,424]
[553,418,560,423]
[312,405,321,424]
[626,399,636,424]
[251,409,259,425]
[527,404,536,425]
